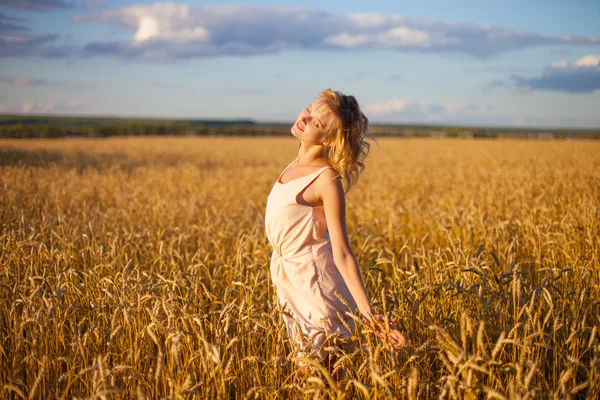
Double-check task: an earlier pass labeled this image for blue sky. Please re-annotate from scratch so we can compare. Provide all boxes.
[1,0,599,128]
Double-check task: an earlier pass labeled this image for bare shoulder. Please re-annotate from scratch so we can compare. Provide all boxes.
[314,167,345,201]
[320,167,341,181]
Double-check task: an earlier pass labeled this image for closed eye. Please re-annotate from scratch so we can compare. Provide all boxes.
[306,105,319,127]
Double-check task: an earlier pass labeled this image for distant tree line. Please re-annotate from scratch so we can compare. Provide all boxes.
[0,123,290,139]
[0,115,598,139]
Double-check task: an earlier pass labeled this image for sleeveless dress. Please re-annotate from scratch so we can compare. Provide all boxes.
[265,160,357,361]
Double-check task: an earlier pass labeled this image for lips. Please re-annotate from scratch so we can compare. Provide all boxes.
[296,122,304,132]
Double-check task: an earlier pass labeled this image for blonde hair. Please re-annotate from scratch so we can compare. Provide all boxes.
[315,89,373,192]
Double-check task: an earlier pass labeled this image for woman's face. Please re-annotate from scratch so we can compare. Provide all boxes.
[291,100,333,145]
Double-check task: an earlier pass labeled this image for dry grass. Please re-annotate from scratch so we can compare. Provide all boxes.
[0,136,599,399]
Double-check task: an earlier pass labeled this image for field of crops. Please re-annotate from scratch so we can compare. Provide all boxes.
[1,137,599,399]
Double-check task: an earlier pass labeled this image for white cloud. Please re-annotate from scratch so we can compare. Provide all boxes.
[551,60,569,69]
[325,33,368,48]
[133,15,159,42]
[548,54,600,70]
[72,3,600,61]
[346,13,388,28]
[379,26,430,48]
[365,98,412,116]
[364,98,487,121]
[77,3,211,43]
[510,53,600,93]
[573,54,600,68]
[0,100,87,114]
[561,34,600,44]
[132,14,209,42]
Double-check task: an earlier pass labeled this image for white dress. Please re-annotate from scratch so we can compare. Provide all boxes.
[264,162,356,361]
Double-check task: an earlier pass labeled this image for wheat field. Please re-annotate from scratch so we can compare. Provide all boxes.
[0,137,599,399]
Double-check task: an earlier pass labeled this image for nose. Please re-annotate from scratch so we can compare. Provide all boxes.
[300,110,310,123]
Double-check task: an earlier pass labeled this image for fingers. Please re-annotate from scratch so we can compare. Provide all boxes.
[372,315,398,327]
[391,333,407,347]
[365,314,408,350]
[383,329,407,347]
[374,328,407,350]
[391,332,408,349]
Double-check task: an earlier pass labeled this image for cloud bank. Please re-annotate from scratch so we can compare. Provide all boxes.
[364,98,490,122]
[0,0,72,11]
[0,11,70,57]
[0,100,86,113]
[71,2,600,61]
[2,3,599,61]
[509,54,600,93]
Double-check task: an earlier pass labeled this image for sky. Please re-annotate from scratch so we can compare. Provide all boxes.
[1,0,599,128]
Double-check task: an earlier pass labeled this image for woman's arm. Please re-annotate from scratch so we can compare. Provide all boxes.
[316,169,407,349]
[317,170,373,317]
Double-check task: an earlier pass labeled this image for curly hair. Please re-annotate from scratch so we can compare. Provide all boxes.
[315,89,373,192]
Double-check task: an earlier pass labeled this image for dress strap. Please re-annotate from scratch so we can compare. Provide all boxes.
[296,166,333,193]
[276,157,299,184]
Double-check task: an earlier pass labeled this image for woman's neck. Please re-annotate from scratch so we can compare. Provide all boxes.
[296,142,325,166]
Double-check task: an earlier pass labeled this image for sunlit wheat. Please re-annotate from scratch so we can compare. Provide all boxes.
[0,137,599,398]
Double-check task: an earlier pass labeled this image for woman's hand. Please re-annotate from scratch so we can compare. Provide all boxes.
[364,315,407,351]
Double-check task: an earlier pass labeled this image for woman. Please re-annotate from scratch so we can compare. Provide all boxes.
[265,89,406,378]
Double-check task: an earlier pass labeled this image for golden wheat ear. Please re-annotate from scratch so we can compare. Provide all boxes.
[1,137,598,399]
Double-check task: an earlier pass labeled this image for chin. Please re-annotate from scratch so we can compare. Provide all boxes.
[290,124,299,139]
